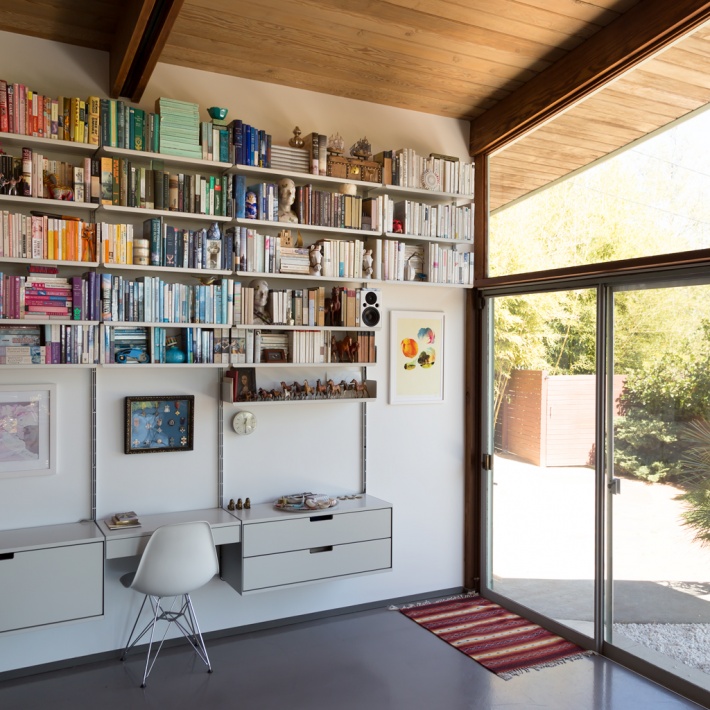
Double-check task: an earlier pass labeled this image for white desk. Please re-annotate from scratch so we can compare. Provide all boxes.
[96,507,241,559]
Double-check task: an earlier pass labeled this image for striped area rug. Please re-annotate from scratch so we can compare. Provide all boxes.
[400,595,593,679]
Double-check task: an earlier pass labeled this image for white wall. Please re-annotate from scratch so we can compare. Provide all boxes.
[0,31,468,672]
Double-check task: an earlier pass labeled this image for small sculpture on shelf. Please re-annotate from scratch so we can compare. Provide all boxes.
[277,177,299,223]
[165,336,186,363]
[326,379,342,397]
[236,498,243,510]
[250,278,272,324]
[349,379,369,398]
[44,172,73,200]
[309,244,322,275]
[350,136,372,161]
[244,498,251,509]
[315,379,328,398]
[363,249,373,279]
[327,132,345,155]
[302,380,314,398]
[227,498,236,511]
[289,126,305,148]
[245,191,258,219]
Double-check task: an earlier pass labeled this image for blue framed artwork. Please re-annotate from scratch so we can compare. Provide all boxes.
[124,395,194,454]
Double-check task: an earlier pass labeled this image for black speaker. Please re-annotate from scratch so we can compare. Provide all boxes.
[360,288,381,328]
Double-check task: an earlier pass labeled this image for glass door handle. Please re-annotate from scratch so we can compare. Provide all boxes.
[608,478,621,495]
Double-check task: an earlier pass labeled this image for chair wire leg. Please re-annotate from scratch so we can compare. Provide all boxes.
[184,593,212,672]
[140,595,178,687]
[121,595,149,661]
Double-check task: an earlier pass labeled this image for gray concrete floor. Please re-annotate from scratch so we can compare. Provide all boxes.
[0,604,706,710]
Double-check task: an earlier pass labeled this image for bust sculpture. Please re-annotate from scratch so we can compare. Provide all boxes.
[278,177,299,223]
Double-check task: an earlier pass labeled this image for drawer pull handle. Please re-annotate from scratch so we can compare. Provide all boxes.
[0,552,14,561]
[310,546,333,554]
[309,515,333,522]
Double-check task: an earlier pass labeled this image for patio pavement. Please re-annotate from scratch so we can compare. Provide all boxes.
[490,454,710,625]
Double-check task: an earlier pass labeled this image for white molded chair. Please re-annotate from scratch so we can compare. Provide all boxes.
[120,520,219,687]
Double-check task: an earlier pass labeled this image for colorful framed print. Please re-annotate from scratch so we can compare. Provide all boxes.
[125,395,195,454]
[389,311,444,404]
[0,384,56,477]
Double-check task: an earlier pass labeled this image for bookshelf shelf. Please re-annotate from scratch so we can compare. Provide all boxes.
[233,217,378,238]
[227,323,379,332]
[0,194,99,212]
[235,270,371,285]
[246,361,373,368]
[98,204,232,223]
[226,396,376,405]
[369,183,474,203]
[382,231,472,245]
[0,256,100,268]
[0,131,96,155]
[99,262,232,276]
[0,318,97,325]
[97,146,232,172]
[105,321,232,328]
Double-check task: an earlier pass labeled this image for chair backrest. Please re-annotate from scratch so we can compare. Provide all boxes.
[130,521,219,598]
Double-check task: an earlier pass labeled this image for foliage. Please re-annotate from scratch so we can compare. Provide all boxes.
[677,419,710,545]
[614,322,710,484]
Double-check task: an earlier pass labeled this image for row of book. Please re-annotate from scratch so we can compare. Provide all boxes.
[142,219,232,270]
[100,274,238,325]
[233,228,367,280]
[0,323,99,364]
[0,269,101,320]
[376,148,474,196]
[386,198,474,241]
[0,213,97,262]
[97,156,230,217]
[0,83,99,144]
[368,238,474,285]
[230,119,272,167]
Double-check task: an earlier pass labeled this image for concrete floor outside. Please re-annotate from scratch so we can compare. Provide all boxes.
[490,454,710,686]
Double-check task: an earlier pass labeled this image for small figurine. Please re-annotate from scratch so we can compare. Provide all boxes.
[236,498,243,510]
[327,132,345,155]
[277,177,298,223]
[244,497,251,509]
[350,136,372,161]
[309,244,322,275]
[289,126,305,149]
[245,191,258,219]
[44,172,73,200]
[227,498,236,511]
[392,219,404,234]
[362,249,373,279]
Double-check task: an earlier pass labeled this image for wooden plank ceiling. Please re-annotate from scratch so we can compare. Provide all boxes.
[3,0,710,209]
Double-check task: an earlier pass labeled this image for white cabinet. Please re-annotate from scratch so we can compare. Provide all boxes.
[0,522,104,633]
[222,495,392,593]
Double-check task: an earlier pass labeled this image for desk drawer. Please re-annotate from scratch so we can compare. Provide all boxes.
[243,509,391,557]
[0,542,103,632]
[105,535,149,560]
[242,538,391,592]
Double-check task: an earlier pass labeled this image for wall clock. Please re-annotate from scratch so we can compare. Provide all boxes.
[232,411,257,435]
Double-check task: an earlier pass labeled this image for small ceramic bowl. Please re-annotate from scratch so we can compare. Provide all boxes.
[207,106,228,120]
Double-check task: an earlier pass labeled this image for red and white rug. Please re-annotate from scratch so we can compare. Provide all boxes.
[400,595,593,679]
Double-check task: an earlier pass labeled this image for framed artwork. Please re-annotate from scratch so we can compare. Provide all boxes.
[125,395,195,454]
[389,311,444,404]
[231,367,256,401]
[0,384,56,478]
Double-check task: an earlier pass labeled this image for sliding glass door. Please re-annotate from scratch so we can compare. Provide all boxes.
[482,279,710,691]
[485,288,598,643]
[608,282,710,687]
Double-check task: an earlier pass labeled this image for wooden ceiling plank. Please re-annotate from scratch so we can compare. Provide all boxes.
[171,11,528,95]
[182,0,554,74]
[470,0,710,155]
[513,0,635,25]
[165,28,504,113]
[161,48,480,120]
[192,0,569,67]
[384,0,599,48]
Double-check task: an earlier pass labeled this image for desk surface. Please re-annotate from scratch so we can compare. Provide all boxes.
[97,507,241,559]
[0,520,103,554]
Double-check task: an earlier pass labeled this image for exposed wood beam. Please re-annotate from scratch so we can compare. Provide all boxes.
[469,0,710,156]
[110,0,185,102]
[110,0,157,99]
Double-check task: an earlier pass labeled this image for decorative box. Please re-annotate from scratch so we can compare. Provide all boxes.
[327,155,382,184]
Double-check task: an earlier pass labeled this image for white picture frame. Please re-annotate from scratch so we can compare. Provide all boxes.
[0,384,56,478]
[389,311,445,404]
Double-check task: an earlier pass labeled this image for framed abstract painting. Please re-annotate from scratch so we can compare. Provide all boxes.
[389,311,444,404]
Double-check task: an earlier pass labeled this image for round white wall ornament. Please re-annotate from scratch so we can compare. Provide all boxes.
[232,411,257,435]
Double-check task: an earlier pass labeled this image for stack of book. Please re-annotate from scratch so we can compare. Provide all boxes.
[278,246,310,275]
[24,266,72,319]
[157,98,201,159]
[270,145,309,173]
[105,511,141,530]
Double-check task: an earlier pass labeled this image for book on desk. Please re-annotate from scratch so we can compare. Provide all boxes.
[105,511,141,530]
